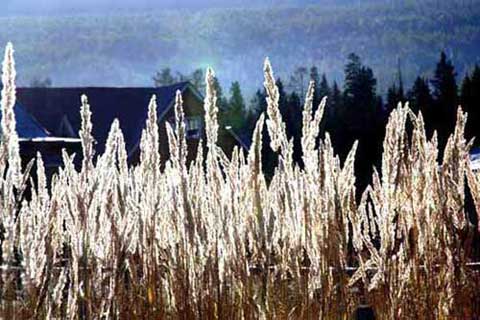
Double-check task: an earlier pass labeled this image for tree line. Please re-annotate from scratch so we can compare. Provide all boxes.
[162,52,479,190]
[9,0,480,93]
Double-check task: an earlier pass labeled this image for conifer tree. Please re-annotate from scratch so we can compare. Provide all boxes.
[226,81,246,131]
[287,91,302,163]
[343,53,377,131]
[310,66,321,108]
[213,74,230,135]
[317,74,331,134]
[408,77,431,113]
[209,76,225,113]
[152,67,175,87]
[276,78,288,117]
[286,91,302,135]
[461,65,480,140]
[251,88,267,116]
[190,69,205,92]
[318,74,330,101]
[385,64,405,113]
[342,53,379,190]
[470,65,480,112]
[397,61,405,102]
[432,52,458,107]
[461,74,472,112]
[431,51,458,145]
[289,66,308,98]
[386,83,398,112]
[326,81,343,139]
[331,81,343,112]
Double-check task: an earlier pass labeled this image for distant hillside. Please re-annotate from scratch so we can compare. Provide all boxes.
[2,0,386,15]
[1,0,479,97]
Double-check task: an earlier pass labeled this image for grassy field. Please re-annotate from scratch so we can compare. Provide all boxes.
[1,43,479,319]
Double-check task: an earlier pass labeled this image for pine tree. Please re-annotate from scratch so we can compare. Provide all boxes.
[326,81,343,138]
[213,76,227,111]
[471,65,480,109]
[461,74,472,112]
[318,74,330,101]
[386,65,405,113]
[432,52,458,107]
[344,53,362,103]
[386,83,399,112]
[310,66,321,108]
[331,81,343,111]
[431,51,458,145]
[286,91,302,137]
[462,65,480,140]
[471,65,480,141]
[152,67,175,87]
[309,66,320,83]
[190,69,205,92]
[317,74,331,134]
[408,76,433,116]
[343,53,377,131]
[472,65,480,89]
[276,78,288,117]
[214,76,229,132]
[397,61,405,102]
[289,66,308,98]
[342,53,379,191]
[251,88,267,116]
[287,91,303,163]
[226,81,246,131]
[176,71,188,82]
[461,74,474,139]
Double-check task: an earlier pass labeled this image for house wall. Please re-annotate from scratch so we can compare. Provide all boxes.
[114,85,242,166]
[175,88,243,160]
[162,88,204,165]
[20,140,82,168]
[218,128,244,157]
[129,88,205,166]
[20,140,82,195]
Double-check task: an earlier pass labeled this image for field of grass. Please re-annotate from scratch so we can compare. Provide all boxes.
[1,43,479,319]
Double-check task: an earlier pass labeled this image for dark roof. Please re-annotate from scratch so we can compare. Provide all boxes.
[226,127,252,150]
[17,82,194,157]
[0,102,49,138]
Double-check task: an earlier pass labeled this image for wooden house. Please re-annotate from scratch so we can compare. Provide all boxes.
[17,82,205,166]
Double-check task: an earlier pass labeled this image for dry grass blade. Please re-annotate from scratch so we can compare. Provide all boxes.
[0,44,478,319]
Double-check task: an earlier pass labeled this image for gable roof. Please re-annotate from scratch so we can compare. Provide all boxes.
[0,102,50,139]
[225,126,252,151]
[17,82,199,158]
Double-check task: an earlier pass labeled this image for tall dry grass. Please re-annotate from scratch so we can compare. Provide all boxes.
[0,43,479,319]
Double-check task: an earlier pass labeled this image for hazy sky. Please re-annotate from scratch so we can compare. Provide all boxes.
[2,0,307,15]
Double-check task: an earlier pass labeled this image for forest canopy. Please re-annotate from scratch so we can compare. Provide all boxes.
[0,0,479,96]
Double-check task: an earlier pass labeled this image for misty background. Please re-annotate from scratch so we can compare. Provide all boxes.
[3,0,371,14]
[1,0,479,99]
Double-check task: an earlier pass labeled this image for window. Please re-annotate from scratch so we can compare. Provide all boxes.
[166,116,203,139]
[186,116,202,139]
